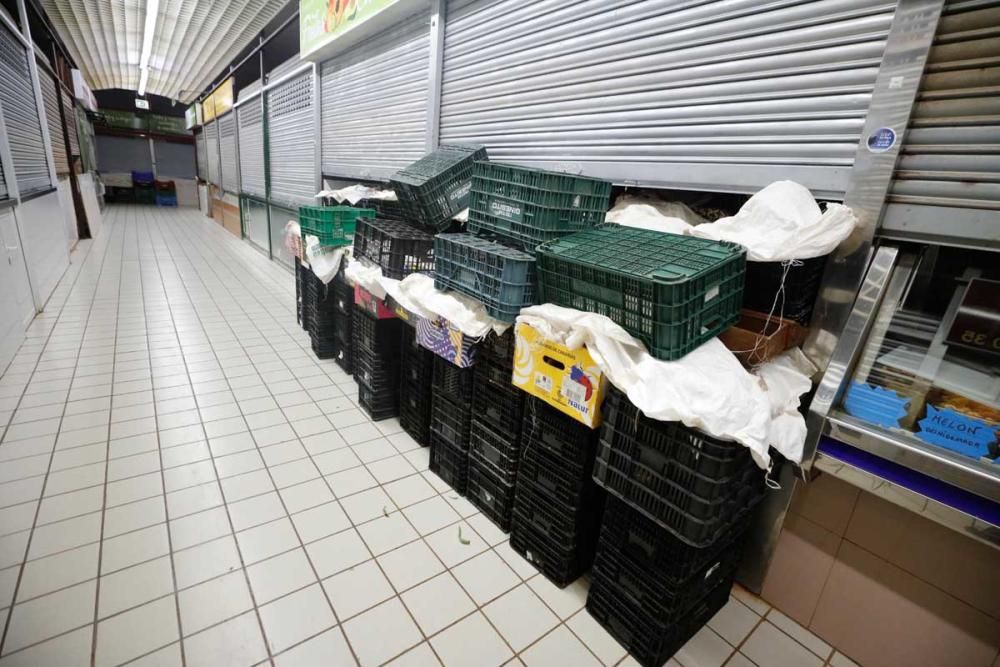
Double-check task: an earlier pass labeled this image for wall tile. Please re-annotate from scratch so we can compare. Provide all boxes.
[790,473,860,536]
[761,513,841,626]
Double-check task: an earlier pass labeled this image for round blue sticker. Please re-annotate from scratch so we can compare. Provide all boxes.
[867,127,897,153]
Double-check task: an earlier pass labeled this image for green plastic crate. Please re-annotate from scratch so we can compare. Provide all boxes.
[536,226,746,360]
[390,144,487,231]
[466,162,612,253]
[299,206,375,247]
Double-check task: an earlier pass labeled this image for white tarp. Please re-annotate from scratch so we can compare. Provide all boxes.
[517,304,815,470]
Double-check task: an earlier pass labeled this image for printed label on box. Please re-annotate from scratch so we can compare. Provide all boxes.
[488,197,524,225]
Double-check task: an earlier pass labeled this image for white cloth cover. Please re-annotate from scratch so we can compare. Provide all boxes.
[385,273,508,338]
[605,195,705,234]
[315,184,397,204]
[517,304,814,470]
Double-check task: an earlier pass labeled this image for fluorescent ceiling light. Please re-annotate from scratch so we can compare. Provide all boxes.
[138,67,149,97]
[139,0,159,70]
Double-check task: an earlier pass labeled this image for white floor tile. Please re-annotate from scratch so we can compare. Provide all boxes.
[95,594,179,666]
[521,625,602,667]
[183,610,267,667]
[430,611,513,667]
[483,584,559,652]
[400,572,476,636]
[246,548,317,605]
[4,580,96,653]
[273,627,356,667]
[342,598,423,667]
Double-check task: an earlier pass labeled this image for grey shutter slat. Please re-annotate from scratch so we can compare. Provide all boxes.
[0,23,51,195]
[0,141,6,199]
[205,120,221,187]
[153,140,196,179]
[440,0,895,197]
[219,111,238,194]
[887,1,1000,212]
[38,66,68,174]
[268,56,303,83]
[96,135,153,173]
[267,70,316,207]
[238,97,265,198]
[320,16,430,180]
[62,88,79,157]
[238,79,262,103]
[195,130,207,181]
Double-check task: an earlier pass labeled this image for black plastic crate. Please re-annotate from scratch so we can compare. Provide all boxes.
[517,442,596,509]
[467,462,516,532]
[429,432,469,494]
[399,380,432,446]
[356,197,409,222]
[520,397,599,471]
[483,329,516,366]
[432,356,475,405]
[512,478,604,551]
[536,226,745,360]
[586,566,732,667]
[434,233,537,322]
[312,335,351,366]
[430,390,473,451]
[353,349,400,394]
[742,255,827,326]
[295,258,310,330]
[400,326,435,387]
[332,275,354,316]
[390,145,487,231]
[468,418,521,485]
[597,495,752,588]
[510,512,597,588]
[353,218,436,279]
[471,359,524,436]
[358,381,398,421]
[352,307,404,358]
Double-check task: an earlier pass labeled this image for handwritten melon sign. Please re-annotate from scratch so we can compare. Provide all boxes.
[300,0,400,57]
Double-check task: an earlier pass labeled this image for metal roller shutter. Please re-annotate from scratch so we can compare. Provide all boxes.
[96,135,153,173]
[0,147,6,199]
[38,66,68,174]
[0,22,51,195]
[153,140,196,179]
[882,1,1000,242]
[205,120,221,187]
[219,111,239,194]
[62,88,78,157]
[320,15,430,180]
[238,95,265,198]
[195,129,207,181]
[267,69,316,207]
[440,0,896,198]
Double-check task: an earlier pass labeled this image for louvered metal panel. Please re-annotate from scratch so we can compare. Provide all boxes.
[883,0,1000,242]
[153,140,196,179]
[238,96,265,198]
[219,111,239,194]
[0,22,51,195]
[195,129,208,181]
[61,88,79,157]
[321,15,430,180]
[268,56,303,83]
[267,70,316,207]
[38,65,68,175]
[204,119,221,187]
[440,0,896,197]
[238,79,262,103]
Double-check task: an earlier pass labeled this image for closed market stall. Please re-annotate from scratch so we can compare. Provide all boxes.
[219,110,238,194]
[204,118,221,187]
[237,90,265,199]
[266,62,318,207]
[195,129,207,181]
[0,20,52,195]
[37,63,68,175]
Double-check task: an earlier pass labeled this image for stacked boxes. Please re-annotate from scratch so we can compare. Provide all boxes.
[399,326,435,446]
[352,308,404,421]
[466,330,524,531]
[390,145,487,231]
[742,255,827,326]
[428,357,475,493]
[299,205,374,247]
[433,234,536,323]
[304,269,354,369]
[353,218,435,279]
[510,397,603,587]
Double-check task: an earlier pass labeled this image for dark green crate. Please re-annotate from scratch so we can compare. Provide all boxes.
[390,144,487,232]
[466,162,612,252]
[434,233,536,322]
[299,206,375,247]
[536,226,746,360]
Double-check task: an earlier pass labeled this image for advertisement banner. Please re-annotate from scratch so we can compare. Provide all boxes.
[300,0,400,58]
[185,105,198,129]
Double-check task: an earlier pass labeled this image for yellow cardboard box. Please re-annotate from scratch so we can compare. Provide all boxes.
[512,322,607,428]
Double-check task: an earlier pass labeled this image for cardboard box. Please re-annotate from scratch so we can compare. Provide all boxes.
[354,285,396,320]
[719,310,807,367]
[417,317,479,368]
[512,322,607,428]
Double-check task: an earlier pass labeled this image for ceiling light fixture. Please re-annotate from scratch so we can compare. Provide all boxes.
[137,0,160,97]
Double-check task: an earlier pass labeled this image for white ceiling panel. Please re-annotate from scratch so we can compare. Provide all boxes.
[40,0,288,103]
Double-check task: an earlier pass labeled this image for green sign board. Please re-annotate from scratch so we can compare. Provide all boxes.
[101,109,146,131]
[98,110,190,136]
[300,0,399,57]
[148,115,188,135]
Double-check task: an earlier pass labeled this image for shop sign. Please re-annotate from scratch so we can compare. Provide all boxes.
[148,115,189,135]
[100,110,146,131]
[946,278,1000,357]
[300,0,403,58]
[185,105,198,129]
[916,406,997,459]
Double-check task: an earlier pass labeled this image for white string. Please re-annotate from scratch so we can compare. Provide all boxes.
[726,259,803,369]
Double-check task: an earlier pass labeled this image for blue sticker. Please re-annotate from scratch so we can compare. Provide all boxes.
[916,406,998,459]
[867,127,897,153]
[843,381,910,429]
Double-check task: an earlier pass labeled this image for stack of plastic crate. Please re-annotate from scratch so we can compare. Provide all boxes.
[300,206,374,248]
[352,308,404,421]
[466,330,524,530]
[390,145,487,231]
[428,357,475,493]
[295,258,310,332]
[536,226,746,360]
[398,325,435,446]
[510,397,604,587]
[353,218,435,280]
[741,255,827,326]
[586,386,765,666]
[304,271,353,368]
[155,180,177,206]
[132,171,156,205]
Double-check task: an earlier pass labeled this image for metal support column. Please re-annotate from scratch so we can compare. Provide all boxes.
[425,0,445,151]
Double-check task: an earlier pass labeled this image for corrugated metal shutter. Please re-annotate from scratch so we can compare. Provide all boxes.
[96,135,152,173]
[0,22,51,195]
[195,129,207,181]
[0,145,6,199]
[238,79,263,103]
[153,140,196,179]
[219,111,238,194]
[268,56,303,83]
[267,69,316,207]
[62,88,79,157]
[238,96,265,198]
[205,119,221,187]
[883,0,1000,237]
[320,15,430,179]
[440,0,896,198]
[38,66,68,174]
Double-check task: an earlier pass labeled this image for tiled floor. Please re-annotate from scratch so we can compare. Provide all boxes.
[0,205,860,666]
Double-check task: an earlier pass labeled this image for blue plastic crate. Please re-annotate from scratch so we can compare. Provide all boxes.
[156,194,178,207]
[434,233,536,322]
